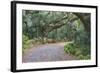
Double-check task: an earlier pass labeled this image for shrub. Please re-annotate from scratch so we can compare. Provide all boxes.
[22,35,29,49]
[75,50,81,56]
[64,43,90,60]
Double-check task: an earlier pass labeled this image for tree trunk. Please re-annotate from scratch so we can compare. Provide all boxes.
[73,13,91,33]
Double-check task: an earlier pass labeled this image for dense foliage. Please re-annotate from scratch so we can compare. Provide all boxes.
[22,10,91,59]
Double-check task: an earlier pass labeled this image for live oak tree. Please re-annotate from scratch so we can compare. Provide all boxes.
[22,10,91,59]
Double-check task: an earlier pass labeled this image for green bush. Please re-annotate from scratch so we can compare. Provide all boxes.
[75,50,81,56]
[64,43,90,60]
[22,35,37,54]
[22,35,29,49]
[22,35,43,52]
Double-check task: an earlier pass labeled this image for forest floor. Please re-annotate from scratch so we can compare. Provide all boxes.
[22,42,78,63]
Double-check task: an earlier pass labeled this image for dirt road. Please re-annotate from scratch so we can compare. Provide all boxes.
[22,42,77,63]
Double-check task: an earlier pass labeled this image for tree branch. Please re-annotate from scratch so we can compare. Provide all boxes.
[47,17,78,32]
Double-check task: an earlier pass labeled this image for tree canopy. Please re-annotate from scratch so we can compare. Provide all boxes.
[22,10,90,41]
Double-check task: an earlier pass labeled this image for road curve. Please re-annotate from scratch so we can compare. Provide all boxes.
[22,42,77,63]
